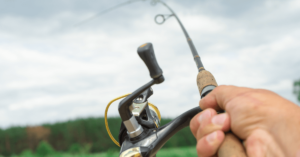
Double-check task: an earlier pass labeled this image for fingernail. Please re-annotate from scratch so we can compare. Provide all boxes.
[211,114,227,127]
[198,110,211,122]
[206,131,217,145]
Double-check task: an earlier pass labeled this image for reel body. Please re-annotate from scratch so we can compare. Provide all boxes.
[118,88,161,147]
[111,43,203,157]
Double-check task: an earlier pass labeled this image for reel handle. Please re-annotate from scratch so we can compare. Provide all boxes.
[137,43,163,79]
[196,70,247,157]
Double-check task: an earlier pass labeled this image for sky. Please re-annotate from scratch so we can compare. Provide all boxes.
[0,0,299,128]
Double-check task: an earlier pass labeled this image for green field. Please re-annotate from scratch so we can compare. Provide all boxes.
[6,147,197,157]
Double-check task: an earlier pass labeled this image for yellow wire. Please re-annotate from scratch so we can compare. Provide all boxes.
[148,102,161,121]
[105,93,130,147]
[148,102,160,128]
[153,121,159,128]
[105,94,161,147]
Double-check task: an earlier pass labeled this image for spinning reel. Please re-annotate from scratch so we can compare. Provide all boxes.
[116,43,202,157]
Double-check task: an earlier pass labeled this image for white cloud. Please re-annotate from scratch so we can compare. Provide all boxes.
[0,0,299,128]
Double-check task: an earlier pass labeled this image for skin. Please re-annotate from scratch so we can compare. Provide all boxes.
[190,85,300,157]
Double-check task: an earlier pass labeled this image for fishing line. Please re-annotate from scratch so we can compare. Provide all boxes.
[74,0,148,27]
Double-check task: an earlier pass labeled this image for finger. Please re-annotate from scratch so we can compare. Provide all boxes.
[196,130,225,157]
[199,85,253,111]
[211,113,230,132]
[190,108,217,138]
[245,129,285,157]
[196,113,230,140]
[196,109,217,140]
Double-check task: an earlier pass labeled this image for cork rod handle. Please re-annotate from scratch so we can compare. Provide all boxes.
[196,70,218,95]
[218,133,247,157]
[196,70,247,157]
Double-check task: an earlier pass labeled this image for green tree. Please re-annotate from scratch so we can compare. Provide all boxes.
[35,141,55,157]
[294,79,300,102]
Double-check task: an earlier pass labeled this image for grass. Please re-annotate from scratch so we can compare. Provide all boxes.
[157,146,197,157]
[6,146,197,157]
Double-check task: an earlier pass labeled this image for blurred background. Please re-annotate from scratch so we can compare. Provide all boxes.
[0,0,300,156]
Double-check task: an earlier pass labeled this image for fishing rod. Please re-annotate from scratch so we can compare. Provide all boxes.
[102,0,247,156]
[151,0,217,99]
[152,0,204,72]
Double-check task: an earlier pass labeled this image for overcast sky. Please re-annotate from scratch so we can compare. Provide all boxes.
[0,0,299,128]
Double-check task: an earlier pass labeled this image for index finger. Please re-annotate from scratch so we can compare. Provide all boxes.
[200,85,254,111]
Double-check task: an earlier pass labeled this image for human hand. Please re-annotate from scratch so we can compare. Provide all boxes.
[190,85,300,157]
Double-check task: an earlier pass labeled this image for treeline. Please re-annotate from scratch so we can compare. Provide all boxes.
[0,117,196,156]
[294,79,300,102]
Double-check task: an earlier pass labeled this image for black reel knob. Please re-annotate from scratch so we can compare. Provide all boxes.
[137,43,163,79]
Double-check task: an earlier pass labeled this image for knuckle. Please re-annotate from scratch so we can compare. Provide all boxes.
[227,89,264,111]
[215,85,237,91]
[214,85,229,92]
[205,108,217,114]
[197,124,222,140]
[245,129,266,147]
